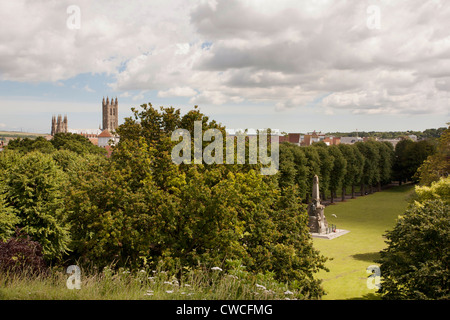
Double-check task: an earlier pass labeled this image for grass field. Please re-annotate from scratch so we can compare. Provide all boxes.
[313,184,415,300]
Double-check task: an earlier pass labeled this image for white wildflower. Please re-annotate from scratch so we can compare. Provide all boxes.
[211,267,223,271]
[166,290,174,294]
[144,290,153,296]
[284,290,293,295]
[256,284,266,290]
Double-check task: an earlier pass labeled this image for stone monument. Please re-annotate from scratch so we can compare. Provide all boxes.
[308,175,328,234]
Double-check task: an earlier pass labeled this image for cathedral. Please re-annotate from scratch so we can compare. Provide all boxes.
[102,96,119,132]
[51,115,68,136]
[50,97,119,135]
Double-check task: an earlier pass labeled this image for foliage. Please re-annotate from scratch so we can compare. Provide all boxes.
[62,103,327,298]
[327,145,347,202]
[0,228,47,275]
[378,178,450,300]
[50,133,106,155]
[415,126,450,186]
[393,138,436,184]
[6,133,106,156]
[0,150,71,260]
[412,177,450,206]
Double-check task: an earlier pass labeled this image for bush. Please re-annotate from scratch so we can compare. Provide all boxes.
[378,199,449,299]
[0,229,47,275]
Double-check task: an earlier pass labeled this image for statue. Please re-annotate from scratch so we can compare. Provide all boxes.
[308,175,328,234]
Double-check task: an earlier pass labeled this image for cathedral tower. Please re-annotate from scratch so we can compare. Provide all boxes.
[102,97,118,132]
[51,114,68,136]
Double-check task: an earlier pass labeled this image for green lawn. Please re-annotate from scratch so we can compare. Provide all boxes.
[313,184,415,300]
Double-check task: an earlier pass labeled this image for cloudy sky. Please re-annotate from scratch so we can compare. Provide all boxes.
[0,0,449,134]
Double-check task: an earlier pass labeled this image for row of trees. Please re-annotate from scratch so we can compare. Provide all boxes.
[327,127,447,139]
[278,135,436,204]
[279,140,392,204]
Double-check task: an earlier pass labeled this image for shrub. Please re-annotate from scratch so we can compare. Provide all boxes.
[378,199,449,299]
[0,229,47,275]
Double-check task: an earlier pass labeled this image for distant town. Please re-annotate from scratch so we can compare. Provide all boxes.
[0,98,447,153]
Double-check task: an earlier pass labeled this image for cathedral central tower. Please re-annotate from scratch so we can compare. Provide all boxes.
[102,97,118,132]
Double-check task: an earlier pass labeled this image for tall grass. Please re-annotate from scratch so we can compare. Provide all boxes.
[0,261,305,300]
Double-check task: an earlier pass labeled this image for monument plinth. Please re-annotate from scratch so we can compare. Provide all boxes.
[307,175,328,234]
[307,175,349,239]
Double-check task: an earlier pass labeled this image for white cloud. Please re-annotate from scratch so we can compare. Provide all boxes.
[157,87,197,98]
[84,85,95,93]
[0,0,449,119]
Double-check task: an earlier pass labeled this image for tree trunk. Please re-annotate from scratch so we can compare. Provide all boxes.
[342,187,346,202]
[361,183,365,196]
[351,185,355,199]
[330,190,334,204]
[378,182,381,192]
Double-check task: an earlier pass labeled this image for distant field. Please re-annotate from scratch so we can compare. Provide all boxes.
[313,184,415,300]
[0,131,48,140]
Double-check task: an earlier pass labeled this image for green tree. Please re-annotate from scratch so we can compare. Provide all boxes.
[302,147,321,203]
[415,127,450,185]
[71,103,329,298]
[338,144,363,200]
[51,133,106,155]
[356,141,380,195]
[328,145,347,203]
[375,141,394,190]
[278,143,297,189]
[312,144,334,201]
[1,151,71,260]
[393,139,435,185]
[378,178,450,299]
[0,181,19,242]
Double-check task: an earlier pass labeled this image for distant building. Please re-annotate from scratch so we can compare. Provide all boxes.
[51,114,68,136]
[98,129,119,148]
[102,96,119,132]
[379,138,401,147]
[279,131,340,146]
[279,133,302,145]
[55,98,120,156]
[340,137,363,145]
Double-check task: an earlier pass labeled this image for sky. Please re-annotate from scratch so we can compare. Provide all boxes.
[0,0,449,134]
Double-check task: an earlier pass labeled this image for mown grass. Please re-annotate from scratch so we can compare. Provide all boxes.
[313,184,415,300]
[0,262,305,300]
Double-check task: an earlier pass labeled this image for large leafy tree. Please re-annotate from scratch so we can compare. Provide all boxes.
[356,141,380,195]
[328,145,347,204]
[378,177,450,300]
[338,144,364,200]
[415,127,450,185]
[0,150,70,260]
[67,103,327,297]
[393,138,435,185]
[311,144,333,201]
